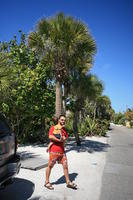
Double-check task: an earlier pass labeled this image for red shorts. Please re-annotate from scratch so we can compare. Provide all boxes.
[48,152,67,167]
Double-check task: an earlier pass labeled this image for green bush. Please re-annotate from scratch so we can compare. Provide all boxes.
[94,119,109,136]
[65,117,73,136]
[78,116,97,136]
[113,112,125,125]
[79,116,109,137]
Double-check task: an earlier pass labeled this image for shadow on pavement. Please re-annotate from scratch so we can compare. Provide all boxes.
[18,151,40,161]
[51,172,78,185]
[18,143,48,161]
[66,139,110,153]
[0,178,35,200]
[29,197,41,200]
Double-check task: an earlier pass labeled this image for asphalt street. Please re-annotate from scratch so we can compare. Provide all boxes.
[100,124,133,200]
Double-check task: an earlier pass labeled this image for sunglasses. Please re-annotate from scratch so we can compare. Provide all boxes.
[60,119,66,122]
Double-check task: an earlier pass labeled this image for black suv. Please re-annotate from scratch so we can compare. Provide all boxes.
[0,113,21,188]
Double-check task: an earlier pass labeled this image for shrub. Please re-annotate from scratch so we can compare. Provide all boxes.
[113,112,125,125]
[65,117,73,136]
[79,116,109,137]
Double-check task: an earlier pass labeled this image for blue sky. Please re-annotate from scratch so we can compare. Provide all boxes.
[0,0,133,112]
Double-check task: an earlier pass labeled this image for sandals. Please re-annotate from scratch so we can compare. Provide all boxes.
[44,182,54,190]
[66,181,77,189]
[44,181,77,190]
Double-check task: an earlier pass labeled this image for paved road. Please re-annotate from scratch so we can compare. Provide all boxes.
[1,125,133,200]
[99,124,133,200]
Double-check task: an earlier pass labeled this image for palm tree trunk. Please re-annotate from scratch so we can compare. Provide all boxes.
[56,80,62,117]
[62,85,66,115]
[73,110,81,146]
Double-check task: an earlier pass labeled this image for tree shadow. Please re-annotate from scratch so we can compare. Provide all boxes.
[18,144,48,162]
[19,143,48,148]
[18,151,41,161]
[51,172,78,185]
[0,178,34,200]
[29,197,41,200]
[66,139,110,153]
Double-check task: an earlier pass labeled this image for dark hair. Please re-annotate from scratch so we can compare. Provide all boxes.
[52,116,58,125]
[58,114,66,119]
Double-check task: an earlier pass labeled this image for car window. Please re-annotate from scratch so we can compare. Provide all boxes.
[0,117,10,134]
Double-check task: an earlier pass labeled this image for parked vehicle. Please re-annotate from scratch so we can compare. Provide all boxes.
[0,113,21,188]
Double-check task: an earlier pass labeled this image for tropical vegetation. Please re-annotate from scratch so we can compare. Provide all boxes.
[113,108,133,128]
[0,13,115,145]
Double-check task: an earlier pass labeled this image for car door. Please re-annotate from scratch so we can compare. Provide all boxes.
[0,116,15,168]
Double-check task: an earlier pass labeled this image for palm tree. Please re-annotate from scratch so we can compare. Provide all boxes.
[95,95,112,120]
[28,12,96,117]
[69,74,103,145]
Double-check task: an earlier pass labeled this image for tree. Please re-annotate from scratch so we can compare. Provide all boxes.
[79,93,113,136]
[114,112,125,125]
[0,33,55,143]
[67,74,103,145]
[0,42,13,90]
[95,95,113,120]
[124,108,133,127]
[28,12,96,117]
